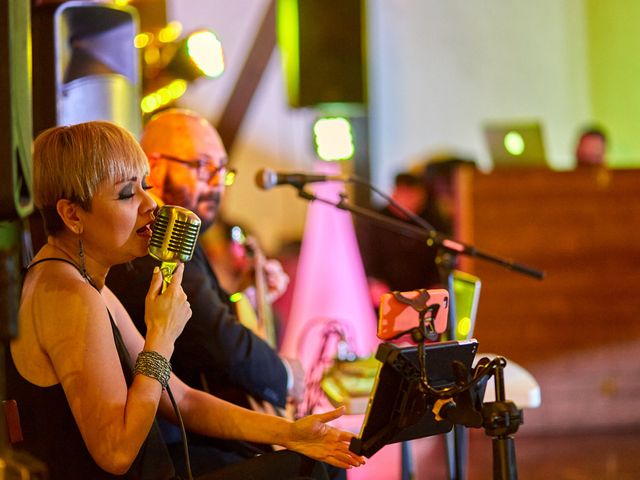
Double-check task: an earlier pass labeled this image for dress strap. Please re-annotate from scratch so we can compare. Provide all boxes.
[28,257,81,273]
[27,257,101,290]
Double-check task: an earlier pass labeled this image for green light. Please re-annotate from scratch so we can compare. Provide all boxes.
[313,117,355,161]
[229,292,243,303]
[277,0,300,105]
[504,131,525,156]
[187,30,225,78]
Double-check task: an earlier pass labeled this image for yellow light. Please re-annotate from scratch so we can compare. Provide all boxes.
[144,46,160,65]
[141,79,189,115]
[224,170,236,186]
[141,95,159,113]
[313,117,355,161]
[157,87,171,105]
[186,30,225,78]
[456,316,471,339]
[167,79,188,99]
[229,292,243,303]
[114,0,130,5]
[158,21,183,43]
[134,33,150,49]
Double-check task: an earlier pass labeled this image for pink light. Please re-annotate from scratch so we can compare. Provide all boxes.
[278,161,401,478]
[280,161,378,364]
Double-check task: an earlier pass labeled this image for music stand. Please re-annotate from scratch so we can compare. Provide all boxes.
[349,340,479,458]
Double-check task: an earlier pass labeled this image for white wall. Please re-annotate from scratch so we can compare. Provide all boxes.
[368,0,589,188]
[168,0,590,252]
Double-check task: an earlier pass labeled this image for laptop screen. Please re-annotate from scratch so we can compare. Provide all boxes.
[483,121,548,168]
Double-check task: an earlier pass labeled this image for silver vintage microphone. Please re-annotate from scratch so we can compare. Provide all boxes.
[148,205,201,291]
[255,168,348,190]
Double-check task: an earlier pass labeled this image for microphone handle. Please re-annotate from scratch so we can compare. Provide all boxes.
[159,260,178,293]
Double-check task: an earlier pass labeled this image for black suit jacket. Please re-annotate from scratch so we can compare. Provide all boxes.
[107,243,288,408]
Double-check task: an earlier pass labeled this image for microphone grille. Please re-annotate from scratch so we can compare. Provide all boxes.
[149,205,202,263]
[255,168,276,190]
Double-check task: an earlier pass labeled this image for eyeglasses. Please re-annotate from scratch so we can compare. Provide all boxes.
[151,153,236,186]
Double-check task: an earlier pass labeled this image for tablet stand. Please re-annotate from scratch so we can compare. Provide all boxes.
[349,341,523,480]
[439,355,522,480]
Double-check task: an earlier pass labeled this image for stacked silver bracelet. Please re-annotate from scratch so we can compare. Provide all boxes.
[134,350,172,389]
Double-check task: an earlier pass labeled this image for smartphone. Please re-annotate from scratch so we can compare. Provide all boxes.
[377,288,449,341]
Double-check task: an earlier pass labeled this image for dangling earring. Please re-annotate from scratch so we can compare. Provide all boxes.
[78,236,88,280]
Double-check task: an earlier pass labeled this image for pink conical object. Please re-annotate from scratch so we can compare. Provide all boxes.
[279,161,404,479]
[280,161,378,365]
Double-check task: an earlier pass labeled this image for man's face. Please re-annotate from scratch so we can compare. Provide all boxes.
[161,150,230,230]
[143,113,232,230]
[576,134,606,166]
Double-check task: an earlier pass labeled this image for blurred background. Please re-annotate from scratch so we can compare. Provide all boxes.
[2,0,640,478]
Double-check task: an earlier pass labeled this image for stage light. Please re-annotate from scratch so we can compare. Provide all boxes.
[134,32,151,49]
[313,117,355,161]
[55,2,141,136]
[167,29,224,81]
[158,21,182,43]
[186,30,224,77]
[141,78,187,113]
[139,25,224,115]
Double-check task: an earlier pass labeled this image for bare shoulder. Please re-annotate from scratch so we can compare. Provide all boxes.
[30,265,105,340]
[13,261,115,385]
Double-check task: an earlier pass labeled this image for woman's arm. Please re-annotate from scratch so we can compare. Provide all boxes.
[37,264,190,475]
[166,383,364,469]
[110,267,364,470]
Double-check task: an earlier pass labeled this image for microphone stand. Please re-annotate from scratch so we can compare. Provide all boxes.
[294,184,544,280]
[292,182,543,480]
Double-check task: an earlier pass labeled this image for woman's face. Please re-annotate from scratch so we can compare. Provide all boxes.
[79,170,157,266]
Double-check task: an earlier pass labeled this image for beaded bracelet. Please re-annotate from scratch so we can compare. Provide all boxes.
[133,350,172,389]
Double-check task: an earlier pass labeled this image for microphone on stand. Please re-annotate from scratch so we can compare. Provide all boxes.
[255,168,348,190]
[148,205,201,291]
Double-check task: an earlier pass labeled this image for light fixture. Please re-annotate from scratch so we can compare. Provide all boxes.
[313,117,355,161]
[139,24,225,115]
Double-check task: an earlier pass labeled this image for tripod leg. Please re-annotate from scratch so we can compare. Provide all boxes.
[401,441,414,480]
[492,436,517,480]
[444,425,468,480]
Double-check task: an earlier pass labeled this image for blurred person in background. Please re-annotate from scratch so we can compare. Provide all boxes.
[356,172,441,308]
[574,125,608,168]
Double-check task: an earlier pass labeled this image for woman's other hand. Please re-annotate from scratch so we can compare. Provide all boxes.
[285,407,366,470]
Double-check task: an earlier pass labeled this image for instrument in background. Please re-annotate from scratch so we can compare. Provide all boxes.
[321,355,379,415]
[244,234,278,348]
[227,225,278,348]
[223,226,294,431]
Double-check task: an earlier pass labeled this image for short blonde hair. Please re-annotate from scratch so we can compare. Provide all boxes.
[34,121,149,235]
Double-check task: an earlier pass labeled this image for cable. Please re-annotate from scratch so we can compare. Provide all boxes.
[419,356,505,399]
[297,317,353,416]
[348,174,438,234]
[166,384,193,480]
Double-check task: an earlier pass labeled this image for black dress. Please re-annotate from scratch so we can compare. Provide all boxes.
[6,258,176,479]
